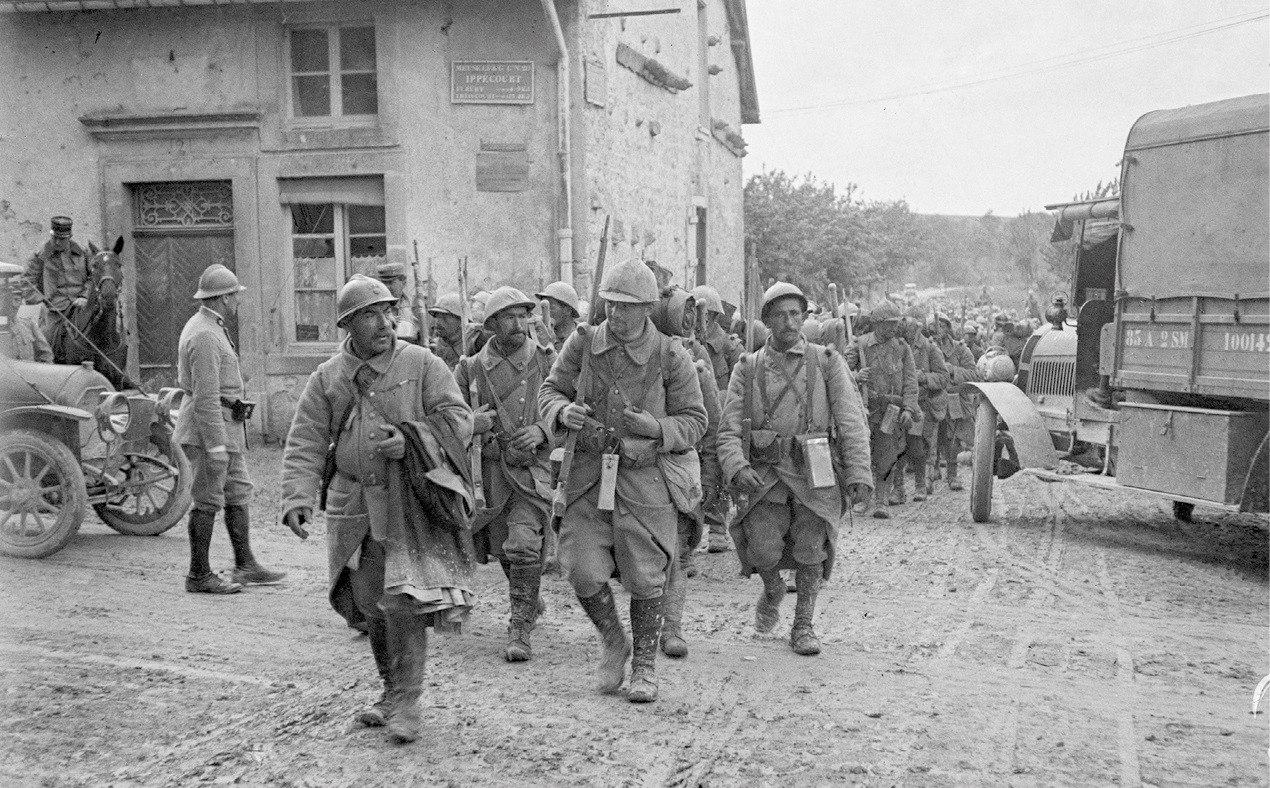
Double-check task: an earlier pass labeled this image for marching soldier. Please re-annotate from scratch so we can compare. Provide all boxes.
[535,281,581,352]
[892,308,949,504]
[427,293,477,369]
[280,275,475,744]
[176,265,288,594]
[690,284,740,554]
[717,282,872,656]
[932,313,980,491]
[23,215,90,351]
[455,287,557,663]
[374,262,420,344]
[539,259,707,704]
[963,321,985,360]
[845,301,918,519]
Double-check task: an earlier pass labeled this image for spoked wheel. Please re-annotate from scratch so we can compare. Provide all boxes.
[0,429,87,558]
[92,432,192,536]
[970,398,997,523]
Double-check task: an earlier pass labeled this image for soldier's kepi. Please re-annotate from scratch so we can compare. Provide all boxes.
[717,281,873,657]
[539,257,708,704]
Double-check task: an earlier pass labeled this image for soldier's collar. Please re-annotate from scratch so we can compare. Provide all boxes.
[480,335,534,371]
[338,337,397,377]
[197,305,226,326]
[763,336,807,356]
[590,319,656,364]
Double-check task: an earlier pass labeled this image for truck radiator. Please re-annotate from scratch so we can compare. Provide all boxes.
[1028,359,1076,398]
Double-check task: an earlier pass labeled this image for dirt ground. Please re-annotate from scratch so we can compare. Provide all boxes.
[1,444,1266,787]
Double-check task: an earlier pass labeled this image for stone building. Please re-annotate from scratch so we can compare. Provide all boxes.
[0,0,758,437]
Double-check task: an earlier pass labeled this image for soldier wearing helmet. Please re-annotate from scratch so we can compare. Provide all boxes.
[454,287,558,663]
[845,300,918,519]
[931,314,980,492]
[717,282,873,658]
[374,262,420,345]
[535,280,581,352]
[689,284,741,555]
[280,274,474,745]
[540,258,708,704]
[890,306,950,506]
[175,265,289,596]
[427,292,479,369]
[962,321,985,360]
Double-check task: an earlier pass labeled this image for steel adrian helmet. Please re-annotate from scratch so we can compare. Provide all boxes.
[336,274,396,325]
[482,286,537,330]
[870,300,902,323]
[689,284,723,314]
[963,321,981,335]
[759,281,808,319]
[600,258,659,304]
[428,293,464,319]
[535,281,581,317]
[193,264,247,300]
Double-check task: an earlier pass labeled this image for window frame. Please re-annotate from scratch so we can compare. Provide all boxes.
[287,201,387,347]
[284,23,380,125]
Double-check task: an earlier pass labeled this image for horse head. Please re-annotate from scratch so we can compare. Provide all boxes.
[86,236,125,306]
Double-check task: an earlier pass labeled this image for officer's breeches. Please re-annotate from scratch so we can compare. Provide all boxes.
[185,445,253,512]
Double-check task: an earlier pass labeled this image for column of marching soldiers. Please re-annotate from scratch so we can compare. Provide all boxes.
[176,254,1005,746]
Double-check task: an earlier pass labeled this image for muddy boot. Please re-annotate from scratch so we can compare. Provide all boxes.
[384,613,428,744]
[683,547,698,579]
[576,584,631,694]
[356,618,393,727]
[660,562,689,658]
[504,563,540,662]
[790,563,822,656]
[911,459,928,502]
[946,448,964,491]
[754,569,786,633]
[872,472,892,520]
[185,509,242,594]
[888,457,908,505]
[225,504,286,586]
[628,596,663,703]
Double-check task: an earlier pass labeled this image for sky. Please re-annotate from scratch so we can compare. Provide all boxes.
[741,0,1269,217]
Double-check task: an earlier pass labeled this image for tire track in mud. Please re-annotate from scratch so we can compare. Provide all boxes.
[1094,549,1143,788]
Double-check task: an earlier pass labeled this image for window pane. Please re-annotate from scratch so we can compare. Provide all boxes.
[290,204,334,234]
[293,76,331,117]
[347,204,385,234]
[294,252,337,289]
[349,253,386,278]
[340,27,377,72]
[295,291,337,342]
[293,237,334,260]
[341,74,378,115]
[349,236,386,257]
[290,29,329,72]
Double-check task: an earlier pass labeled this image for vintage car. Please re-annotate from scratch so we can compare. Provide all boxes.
[0,261,192,558]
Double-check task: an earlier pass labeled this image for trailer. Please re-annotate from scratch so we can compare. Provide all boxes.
[970,93,1269,522]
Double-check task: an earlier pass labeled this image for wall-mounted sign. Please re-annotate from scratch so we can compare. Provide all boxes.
[451,61,535,105]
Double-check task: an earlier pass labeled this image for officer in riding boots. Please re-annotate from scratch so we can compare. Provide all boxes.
[176,264,288,594]
[892,307,949,505]
[280,275,475,744]
[374,262,420,345]
[22,216,90,349]
[535,281,581,353]
[845,301,918,519]
[455,287,558,663]
[540,258,708,704]
[717,282,872,657]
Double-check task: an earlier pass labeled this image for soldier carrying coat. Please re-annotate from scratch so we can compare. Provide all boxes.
[717,282,873,657]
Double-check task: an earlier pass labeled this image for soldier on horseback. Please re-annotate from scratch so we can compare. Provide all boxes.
[22,216,91,353]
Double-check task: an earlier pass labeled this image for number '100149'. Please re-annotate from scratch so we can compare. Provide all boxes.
[1222,331,1270,353]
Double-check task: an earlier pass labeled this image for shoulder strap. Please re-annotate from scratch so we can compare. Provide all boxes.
[805,346,821,431]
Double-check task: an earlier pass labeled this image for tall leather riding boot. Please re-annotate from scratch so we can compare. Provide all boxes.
[659,561,689,658]
[754,568,786,633]
[505,563,541,662]
[185,509,241,594]
[889,456,908,505]
[576,584,632,695]
[355,618,393,727]
[912,455,928,502]
[384,612,428,744]
[225,504,286,585]
[790,563,823,656]
[628,596,663,703]
[872,470,892,519]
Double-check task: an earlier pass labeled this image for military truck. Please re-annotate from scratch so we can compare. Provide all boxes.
[969,93,1269,522]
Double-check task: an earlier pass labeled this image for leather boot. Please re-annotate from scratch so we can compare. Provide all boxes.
[872,470,892,519]
[911,457,928,502]
[385,612,428,744]
[628,596,663,703]
[576,584,631,694]
[225,504,286,585]
[754,568,786,633]
[790,563,822,656]
[659,561,689,658]
[185,509,241,594]
[889,457,908,505]
[504,563,541,662]
[356,618,393,726]
[946,444,964,490]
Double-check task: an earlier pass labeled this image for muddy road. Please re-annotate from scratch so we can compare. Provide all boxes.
[2,445,1266,787]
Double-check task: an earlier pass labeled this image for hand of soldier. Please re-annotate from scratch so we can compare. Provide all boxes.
[559,403,588,431]
[733,467,762,493]
[898,411,915,432]
[623,407,662,439]
[283,506,311,540]
[855,366,872,384]
[509,424,545,453]
[72,297,88,309]
[375,425,405,460]
[472,404,495,434]
[846,483,871,506]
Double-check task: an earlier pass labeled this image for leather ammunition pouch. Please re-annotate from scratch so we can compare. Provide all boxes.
[617,436,659,469]
[748,429,788,466]
[220,396,256,422]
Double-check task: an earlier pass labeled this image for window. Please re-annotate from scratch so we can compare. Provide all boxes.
[290,203,386,342]
[289,25,378,119]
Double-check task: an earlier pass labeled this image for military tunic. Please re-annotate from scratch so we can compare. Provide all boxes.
[908,331,950,454]
[846,332,919,473]
[24,240,89,314]
[701,320,742,396]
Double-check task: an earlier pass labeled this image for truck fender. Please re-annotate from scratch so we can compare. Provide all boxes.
[2,403,93,425]
[960,382,1060,471]
[1240,432,1268,513]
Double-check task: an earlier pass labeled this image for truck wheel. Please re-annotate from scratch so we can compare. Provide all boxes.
[0,429,87,559]
[1172,501,1194,522]
[93,432,192,536]
[970,399,997,523]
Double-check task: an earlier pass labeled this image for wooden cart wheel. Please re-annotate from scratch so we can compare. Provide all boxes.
[970,398,997,523]
[0,429,87,558]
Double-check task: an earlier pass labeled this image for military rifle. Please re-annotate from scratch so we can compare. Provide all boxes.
[457,256,486,509]
[410,240,429,343]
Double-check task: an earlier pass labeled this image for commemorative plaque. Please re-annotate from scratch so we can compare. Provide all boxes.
[451,61,535,105]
